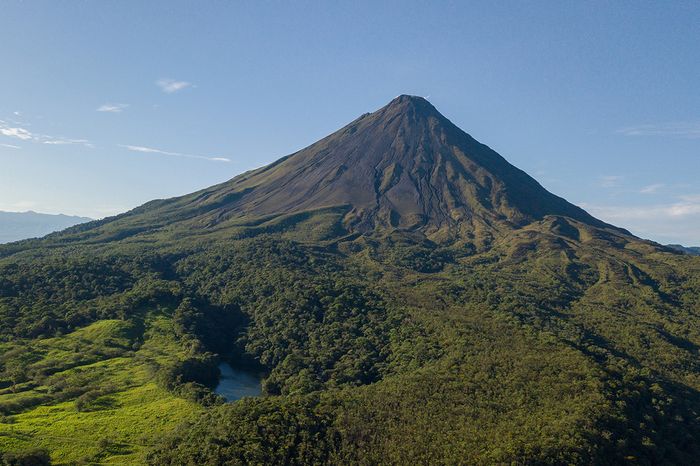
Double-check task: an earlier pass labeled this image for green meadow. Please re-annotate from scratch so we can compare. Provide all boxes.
[0,316,203,465]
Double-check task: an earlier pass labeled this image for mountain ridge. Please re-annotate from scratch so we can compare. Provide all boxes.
[0,210,91,244]
[667,243,700,255]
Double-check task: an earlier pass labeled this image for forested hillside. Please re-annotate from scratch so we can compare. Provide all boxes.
[1,97,699,465]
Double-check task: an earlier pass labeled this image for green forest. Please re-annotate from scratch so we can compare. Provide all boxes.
[2,95,700,465]
[1,208,699,464]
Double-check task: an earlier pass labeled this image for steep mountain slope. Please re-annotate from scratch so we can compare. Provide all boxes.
[28,95,621,249]
[200,95,615,234]
[1,97,699,465]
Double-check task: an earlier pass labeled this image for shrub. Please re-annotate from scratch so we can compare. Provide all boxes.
[1,448,51,466]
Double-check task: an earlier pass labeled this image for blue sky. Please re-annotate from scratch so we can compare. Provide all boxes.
[0,1,698,245]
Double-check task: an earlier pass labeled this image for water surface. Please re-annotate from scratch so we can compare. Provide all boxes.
[214,362,262,401]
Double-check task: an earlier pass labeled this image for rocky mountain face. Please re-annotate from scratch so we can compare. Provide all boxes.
[208,95,615,233]
[42,95,624,248]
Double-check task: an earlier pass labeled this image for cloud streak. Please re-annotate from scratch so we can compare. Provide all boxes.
[97,103,129,113]
[0,143,21,149]
[156,78,192,93]
[1,119,92,148]
[598,175,623,188]
[0,124,33,140]
[582,196,700,244]
[616,121,700,138]
[640,183,664,194]
[583,198,700,221]
[120,144,230,162]
[43,138,94,148]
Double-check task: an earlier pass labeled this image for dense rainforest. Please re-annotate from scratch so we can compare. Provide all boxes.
[1,96,699,465]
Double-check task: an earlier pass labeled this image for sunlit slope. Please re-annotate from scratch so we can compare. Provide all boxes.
[1,96,699,464]
[4,96,623,251]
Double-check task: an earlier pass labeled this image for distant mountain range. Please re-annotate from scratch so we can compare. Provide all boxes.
[667,244,700,255]
[0,210,92,243]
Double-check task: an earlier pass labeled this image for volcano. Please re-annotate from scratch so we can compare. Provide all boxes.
[2,96,699,465]
[209,95,612,230]
[51,95,623,246]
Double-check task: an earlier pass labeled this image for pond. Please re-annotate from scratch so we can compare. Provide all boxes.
[214,362,263,402]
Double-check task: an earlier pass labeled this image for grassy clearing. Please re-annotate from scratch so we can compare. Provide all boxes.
[0,315,203,465]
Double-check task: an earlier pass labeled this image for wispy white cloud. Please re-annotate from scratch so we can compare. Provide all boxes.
[97,103,129,113]
[43,138,94,148]
[679,194,700,203]
[0,124,33,140]
[120,144,230,162]
[640,183,664,194]
[0,143,21,149]
[156,78,192,94]
[1,118,93,148]
[582,196,700,244]
[616,121,700,138]
[583,198,700,221]
[598,175,624,188]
